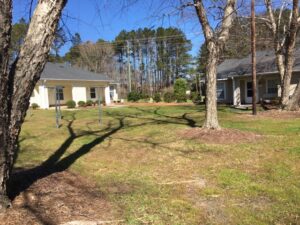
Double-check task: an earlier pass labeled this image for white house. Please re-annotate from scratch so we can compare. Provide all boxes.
[30,63,119,109]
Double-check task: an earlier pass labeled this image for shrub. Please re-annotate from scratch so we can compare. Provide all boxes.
[78,101,86,107]
[86,100,94,106]
[190,92,202,104]
[174,78,187,102]
[153,93,161,102]
[31,103,39,110]
[94,100,104,105]
[66,100,76,109]
[128,91,141,102]
[163,92,175,103]
[140,93,150,100]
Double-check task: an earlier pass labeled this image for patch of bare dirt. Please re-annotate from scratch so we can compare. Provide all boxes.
[116,102,194,107]
[180,128,262,144]
[258,109,300,119]
[0,171,121,225]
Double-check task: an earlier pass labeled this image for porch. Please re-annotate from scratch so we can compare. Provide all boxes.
[230,75,280,106]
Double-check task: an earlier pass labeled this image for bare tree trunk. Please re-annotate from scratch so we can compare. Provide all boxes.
[287,81,300,110]
[0,0,12,209]
[194,0,236,129]
[251,0,257,115]
[203,42,219,129]
[0,0,67,209]
[281,1,298,108]
[264,0,300,109]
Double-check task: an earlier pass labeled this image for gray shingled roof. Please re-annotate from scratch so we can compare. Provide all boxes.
[217,49,300,79]
[40,63,111,81]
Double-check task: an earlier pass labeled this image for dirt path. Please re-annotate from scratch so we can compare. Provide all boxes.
[0,171,121,225]
[115,102,194,107]
[180,128,262,144]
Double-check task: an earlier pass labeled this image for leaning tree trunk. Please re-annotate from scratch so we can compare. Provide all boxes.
[0,0,67,210]
[203,41,220,129]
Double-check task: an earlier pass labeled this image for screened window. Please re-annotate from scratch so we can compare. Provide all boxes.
[217,82,225,100]
[267,79,278,94]
[56,88,64,100]
[247,82,253,97]
[110,86,115,99]
[90,87,96,99]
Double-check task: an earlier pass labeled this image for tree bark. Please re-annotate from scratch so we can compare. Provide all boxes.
[286,80,300,110]
[194,0,236,129]
[0,0,12,209]
[203,42,220,129]
[0,0,67,209]
[281,0,299,109]
[264,0,300,109]
[265,0,285,81]
[251,0,257,115]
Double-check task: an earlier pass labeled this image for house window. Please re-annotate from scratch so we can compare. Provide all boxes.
[56,88,64,100]
[109,86,115,99]
[247,81,253,97]
[90,87,96,99]
[217,82,225,100]
[267,79,278,95]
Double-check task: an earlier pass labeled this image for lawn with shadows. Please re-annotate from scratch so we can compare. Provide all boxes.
[2,105,300,225]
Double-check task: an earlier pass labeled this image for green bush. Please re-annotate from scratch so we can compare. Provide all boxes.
[31,103,39,110]
[78,101,86,107]
[190,92,202,104]
[174,78,187,102]
[128,91,141,102]
[140,93,150,100]
[153,93,161,102]
[94,100,104,105]
[66,100,76,109]
[163,92,175,103]
[86,100,94,106]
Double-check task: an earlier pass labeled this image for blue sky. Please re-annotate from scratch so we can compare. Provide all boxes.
[12,0,204,56]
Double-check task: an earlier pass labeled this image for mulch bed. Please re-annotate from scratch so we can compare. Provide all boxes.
[180,128,262,144]
[0,171,120,225]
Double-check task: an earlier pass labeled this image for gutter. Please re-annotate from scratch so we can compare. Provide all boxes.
[40,78,114,82]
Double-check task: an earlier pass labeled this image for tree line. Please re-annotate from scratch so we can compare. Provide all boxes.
[62,27,192,97]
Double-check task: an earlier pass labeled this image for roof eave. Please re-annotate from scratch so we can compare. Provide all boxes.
[40,78,113,82]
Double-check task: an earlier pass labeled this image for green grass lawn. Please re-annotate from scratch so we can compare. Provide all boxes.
[18,105,300,225]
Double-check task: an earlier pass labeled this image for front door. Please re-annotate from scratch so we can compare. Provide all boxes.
[245,80,259,104]
[245,81,253,104]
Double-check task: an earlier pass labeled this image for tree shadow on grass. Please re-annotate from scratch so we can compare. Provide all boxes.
[111,107,201,128]
[9,107,200,200]
[9,114,125,200]
[5,108,204,225]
